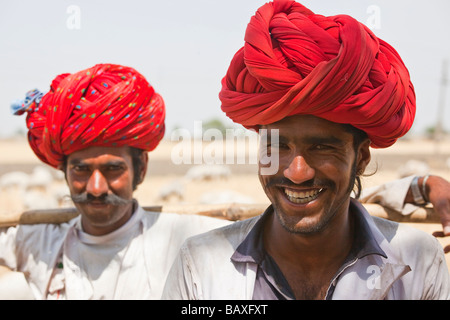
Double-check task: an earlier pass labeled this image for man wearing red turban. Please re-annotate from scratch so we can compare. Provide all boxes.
[219,1,415,149]
[163,1,450,300]
[12,64,166,168]
[1,63,229,299]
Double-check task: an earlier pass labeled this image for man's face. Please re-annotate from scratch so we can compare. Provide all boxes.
[258,115,370,235]
[65,146,146,236]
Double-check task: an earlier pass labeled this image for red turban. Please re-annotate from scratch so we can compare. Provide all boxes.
[13,64,165,168]
[219,1,415,148]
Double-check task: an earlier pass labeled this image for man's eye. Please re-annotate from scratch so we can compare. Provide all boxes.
[107,165,123,171]
[73,165,89,172]
[105,164,127,172]
[314,144,333,150]
[267,143,287,150]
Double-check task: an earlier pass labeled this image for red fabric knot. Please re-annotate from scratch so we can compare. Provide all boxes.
[219,0,415,148]
[19,63,165,168]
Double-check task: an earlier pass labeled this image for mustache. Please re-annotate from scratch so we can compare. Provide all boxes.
[264,177,336,190]
[71,192,134,206]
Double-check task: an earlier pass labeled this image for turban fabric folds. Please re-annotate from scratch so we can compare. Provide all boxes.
[219,1,415,148]
[13,64,165,168]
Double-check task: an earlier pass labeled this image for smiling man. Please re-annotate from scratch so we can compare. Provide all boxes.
[162,1,450,300]
[259,115,370,237]
[257,115,373,299]
[0,64,229,299]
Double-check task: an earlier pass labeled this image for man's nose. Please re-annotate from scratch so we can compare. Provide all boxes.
[86,170,108,197]
[283,155,315,184]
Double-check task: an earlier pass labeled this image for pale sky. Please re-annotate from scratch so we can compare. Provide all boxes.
[1,0,449,138]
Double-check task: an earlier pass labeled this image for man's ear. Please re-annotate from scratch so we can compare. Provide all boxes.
[356,139,371,175]
[138,152,149,184]
[57,160,68,182]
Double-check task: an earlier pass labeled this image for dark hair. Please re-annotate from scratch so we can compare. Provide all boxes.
[129,147,145,190]
[341,124,370,199]
[61,147,146,191]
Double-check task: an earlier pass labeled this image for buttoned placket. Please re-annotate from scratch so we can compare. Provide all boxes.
[324,257,359,300]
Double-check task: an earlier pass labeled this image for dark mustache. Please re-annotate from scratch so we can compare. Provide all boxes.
[71,193,133,206]
[264,177,335,190]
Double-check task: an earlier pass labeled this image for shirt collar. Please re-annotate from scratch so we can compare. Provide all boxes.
[231,206,271,264]
[231,199,387,265]
[76,200,142,245]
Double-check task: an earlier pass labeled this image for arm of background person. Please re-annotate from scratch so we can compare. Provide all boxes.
[404,175,450,236]
[361,175,450,236]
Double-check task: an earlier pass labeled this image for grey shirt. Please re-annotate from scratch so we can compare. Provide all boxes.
[231,202,386,300]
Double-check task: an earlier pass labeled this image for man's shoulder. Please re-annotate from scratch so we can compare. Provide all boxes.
[141,210,232,230]
[9,217,78,258]
[17,217,77,237]
[373,216,437,242]
[140,209,234,249]
[371,216,444,258]
[182,215,261,254]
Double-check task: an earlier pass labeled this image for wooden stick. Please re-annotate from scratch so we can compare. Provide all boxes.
[0,202,440,228]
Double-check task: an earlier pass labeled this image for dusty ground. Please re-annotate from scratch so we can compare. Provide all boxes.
[1,135,450,269]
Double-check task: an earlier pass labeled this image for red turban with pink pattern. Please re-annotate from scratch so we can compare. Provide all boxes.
[12,64,165,168]
[219,1,415,148]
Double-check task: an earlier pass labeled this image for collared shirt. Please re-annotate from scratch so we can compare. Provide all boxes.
[231,201,387,300]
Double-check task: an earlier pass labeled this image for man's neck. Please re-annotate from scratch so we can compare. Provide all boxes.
[263,205,354,299]
[265,207,354,267]
[81,202,136,236]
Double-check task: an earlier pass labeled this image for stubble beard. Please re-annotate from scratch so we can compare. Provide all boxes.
[271,161,358,236]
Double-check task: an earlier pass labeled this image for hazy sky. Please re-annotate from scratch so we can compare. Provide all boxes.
[1,0,449,138]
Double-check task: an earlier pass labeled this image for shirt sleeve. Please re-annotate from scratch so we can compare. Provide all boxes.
[0,226,19,270]
[420,236,450,300]
[0,265,34,299]
[359,175,420,216]
[0,227,35,299]
[161,243,200,300]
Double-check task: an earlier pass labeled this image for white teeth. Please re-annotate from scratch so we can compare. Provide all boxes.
[284,188,323,204]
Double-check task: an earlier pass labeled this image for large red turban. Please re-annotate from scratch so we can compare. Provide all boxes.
[219,1,415,148]
[12,64,165,168]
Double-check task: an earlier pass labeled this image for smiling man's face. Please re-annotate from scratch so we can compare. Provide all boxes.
[258,115,371,235]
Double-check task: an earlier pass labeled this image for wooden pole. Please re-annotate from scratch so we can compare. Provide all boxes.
[0,203,440,228]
